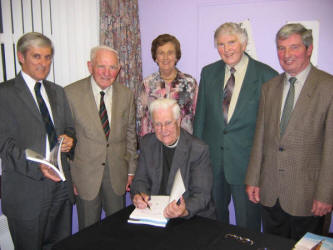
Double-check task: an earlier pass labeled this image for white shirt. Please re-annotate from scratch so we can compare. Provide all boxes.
[223,54,249,122]
[91,77,113,124]
[280,64,312,120]
[21,71,55,155]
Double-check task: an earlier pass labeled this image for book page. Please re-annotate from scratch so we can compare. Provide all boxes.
[169,168,186,203]
[129,196,169,223]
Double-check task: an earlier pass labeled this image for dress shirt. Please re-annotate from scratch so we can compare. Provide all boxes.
[91,77,113,124]
[223,54,249,122]
[22,71,55,155]
[280,64,311,120]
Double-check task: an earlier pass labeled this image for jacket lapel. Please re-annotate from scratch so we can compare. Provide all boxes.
[282,66,317,138]
[15,73,43,123]
[228,57,259,126]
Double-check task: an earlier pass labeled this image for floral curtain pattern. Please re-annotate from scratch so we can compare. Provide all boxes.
[100,0,143,91]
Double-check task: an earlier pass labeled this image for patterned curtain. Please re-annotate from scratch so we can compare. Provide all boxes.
[100,0,143,91]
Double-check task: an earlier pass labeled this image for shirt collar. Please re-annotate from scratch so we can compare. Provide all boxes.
[225,53,249,73]
[285,64,312,85]
[90,76,112,96]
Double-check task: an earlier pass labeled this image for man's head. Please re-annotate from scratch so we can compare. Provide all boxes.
[276,23,313,76]
[88,46,121,90]
[149,98,181,146]
[17,32,54,81]
[214,22,247,67]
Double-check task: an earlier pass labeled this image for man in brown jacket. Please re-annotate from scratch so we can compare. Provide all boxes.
[245,23,333,240]
[65,46,137,230]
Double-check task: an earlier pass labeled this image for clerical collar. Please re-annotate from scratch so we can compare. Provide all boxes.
[164,136,180,148]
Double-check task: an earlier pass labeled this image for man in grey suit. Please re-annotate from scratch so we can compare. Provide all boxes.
[194,22,277,231]
[0,32,75,250]
[245,23,333,240]
[131,98,215,219]
[65,46,137,230]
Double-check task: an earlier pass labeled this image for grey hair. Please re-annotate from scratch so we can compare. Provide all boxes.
[214,22,248,47]
[17,32,54,56]
[149,98,180,121]
[276,23,313,48]
[90,45,119,62]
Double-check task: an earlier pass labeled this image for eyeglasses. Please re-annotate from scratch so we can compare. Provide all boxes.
[224,233,254,246]
[153,120,176,130]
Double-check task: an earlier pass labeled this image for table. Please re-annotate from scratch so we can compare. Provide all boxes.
[53,205,295,250]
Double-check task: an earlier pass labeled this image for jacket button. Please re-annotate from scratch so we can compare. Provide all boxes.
[106,143,109,147]
[279,147,284,151]
[223,130,227,134]
[102,163,106,166]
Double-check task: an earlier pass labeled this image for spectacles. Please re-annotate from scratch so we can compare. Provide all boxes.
[153,120,176,130]
[224,233,254,246]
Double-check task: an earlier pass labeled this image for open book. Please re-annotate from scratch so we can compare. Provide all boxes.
[293,232,333,250]
[25,137,66,181]
[128,168,186,227]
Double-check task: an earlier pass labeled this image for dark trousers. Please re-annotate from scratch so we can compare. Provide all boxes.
[213,166,261,232]
[261,200,324,241]
[7,181,72,250]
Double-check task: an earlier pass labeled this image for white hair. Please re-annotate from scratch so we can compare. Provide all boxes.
[90,45,119,62]
[149,98,180,121]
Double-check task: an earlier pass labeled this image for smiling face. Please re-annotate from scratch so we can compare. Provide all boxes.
[152,106,181,146]
[155,42,177,74]
[88,49,120,90]
[216,33,246,67]
[277,33,313,76]
[18,46,52,81]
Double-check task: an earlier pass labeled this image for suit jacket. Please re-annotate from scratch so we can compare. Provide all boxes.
[65,77,137,200]
[194,55,278,184]
[245,66,333,216]
[0,73,75,219]
[131,129,216,219]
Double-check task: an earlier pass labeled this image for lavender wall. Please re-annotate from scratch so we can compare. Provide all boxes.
[138,0,333,229]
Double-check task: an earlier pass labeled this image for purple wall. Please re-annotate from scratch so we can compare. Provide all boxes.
[138,0,333,229]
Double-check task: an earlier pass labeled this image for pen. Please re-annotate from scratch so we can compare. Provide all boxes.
[140,193,151,210]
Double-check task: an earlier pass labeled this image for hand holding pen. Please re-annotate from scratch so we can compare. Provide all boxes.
[133,192,151,209]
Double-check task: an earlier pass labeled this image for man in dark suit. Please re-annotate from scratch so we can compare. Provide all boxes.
[245,23,333,240]
[194,22,277,231]
[0,32,75,250]
[131,98,215,219]
[65,46,137,230]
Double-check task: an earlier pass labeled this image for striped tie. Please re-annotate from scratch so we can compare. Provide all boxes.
[99,91,110,139]
[34,82,58,149]
[223,67,236,124]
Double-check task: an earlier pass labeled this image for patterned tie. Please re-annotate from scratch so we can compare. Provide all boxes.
[280,77,297,136]
[34,82,58,149]
[99,91,110,139]
[223,67,236,124]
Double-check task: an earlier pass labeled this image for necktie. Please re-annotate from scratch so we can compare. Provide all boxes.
[223,67,236,124]
[99,91,110,139]
[34,82,58,149]
[280,77,297,136]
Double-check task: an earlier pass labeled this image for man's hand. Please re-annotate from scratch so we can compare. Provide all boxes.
[246,185,260,204]
[126,175,134,192]
[311,200,333,216]
[40,163,61,182]
[164,196,188,218]
[73,184,79,196]
[133,193,150,209]
[59,134,74,153]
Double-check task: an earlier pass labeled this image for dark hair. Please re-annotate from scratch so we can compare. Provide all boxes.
[151,34,181,61]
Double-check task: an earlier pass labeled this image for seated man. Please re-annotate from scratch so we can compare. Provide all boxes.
[131,98,215,219]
